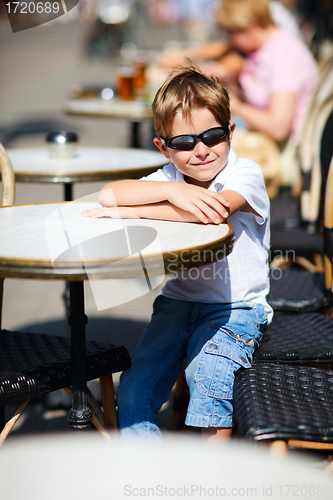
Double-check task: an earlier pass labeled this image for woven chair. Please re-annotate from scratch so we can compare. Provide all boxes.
[255,156,333,361]
[233,159,333,453]
[0,143,131,444]
[234,363,333,451]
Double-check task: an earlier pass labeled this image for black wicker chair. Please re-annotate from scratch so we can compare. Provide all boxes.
[234,363,333,450]
[0,143,131,444]
[256,156,333,361]
[0,329,131,445]
[233,158,333,453]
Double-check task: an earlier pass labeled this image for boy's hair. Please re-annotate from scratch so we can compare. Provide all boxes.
[216,0,273,32]
[152,64,230,139]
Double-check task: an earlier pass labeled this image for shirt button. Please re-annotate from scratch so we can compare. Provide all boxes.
[209,343,218,350]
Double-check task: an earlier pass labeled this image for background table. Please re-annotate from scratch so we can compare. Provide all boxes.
[0,202,234,429]
[65,99,153,148]
[7,146,167,201]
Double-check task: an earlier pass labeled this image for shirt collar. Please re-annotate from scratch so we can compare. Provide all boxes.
[209,147,238,192]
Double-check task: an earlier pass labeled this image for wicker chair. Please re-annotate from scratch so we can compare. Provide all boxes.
[0,143,131,444]
[233,158,333,453]
[234,363,333,451]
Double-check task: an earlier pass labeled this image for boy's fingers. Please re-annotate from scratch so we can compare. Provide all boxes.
[194,201,225,224]
[201,196,229,218]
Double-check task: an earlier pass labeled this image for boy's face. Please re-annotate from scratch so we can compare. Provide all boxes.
[154,108,235,189]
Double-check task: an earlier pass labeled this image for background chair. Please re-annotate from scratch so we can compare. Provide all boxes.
[267,103,333,313]
[0,143,131,444]
[233,157,333,454]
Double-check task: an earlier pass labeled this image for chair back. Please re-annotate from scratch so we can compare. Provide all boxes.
[300,99,333,227]
[324,156,333,294]
[0,143,15,207]
[297,60,333,229]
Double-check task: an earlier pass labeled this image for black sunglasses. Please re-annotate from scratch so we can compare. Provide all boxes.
[161,125,230,151]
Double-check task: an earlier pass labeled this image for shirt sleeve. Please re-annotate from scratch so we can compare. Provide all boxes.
[222,159,269,223]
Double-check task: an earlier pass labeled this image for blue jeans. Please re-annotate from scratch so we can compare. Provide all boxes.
[117,296,268,437]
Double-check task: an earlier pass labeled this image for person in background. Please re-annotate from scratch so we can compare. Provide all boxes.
[212,0,319,187]
[158,0,302,79]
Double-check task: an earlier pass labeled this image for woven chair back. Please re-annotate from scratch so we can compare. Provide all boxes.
[0,143,15,207]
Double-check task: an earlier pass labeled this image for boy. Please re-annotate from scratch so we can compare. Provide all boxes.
[82,65,272,439]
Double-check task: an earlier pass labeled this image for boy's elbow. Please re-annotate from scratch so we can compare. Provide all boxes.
[98,188,116,207]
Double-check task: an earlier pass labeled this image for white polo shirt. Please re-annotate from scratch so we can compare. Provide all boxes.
[142,148,273,323]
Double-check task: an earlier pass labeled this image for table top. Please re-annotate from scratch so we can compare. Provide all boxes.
[0,203,234,280]
[1,434,332,500]
[7,146,167,183]
[66,98,153,120]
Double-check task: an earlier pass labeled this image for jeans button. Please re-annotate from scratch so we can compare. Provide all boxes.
[209,343,218,350]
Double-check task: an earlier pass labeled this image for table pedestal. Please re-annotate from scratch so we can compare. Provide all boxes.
[67,281,93,430]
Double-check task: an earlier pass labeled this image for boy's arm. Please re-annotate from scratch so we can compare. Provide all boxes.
[82,202,203,223]
[82,189,253,223]
[222,190,260,217]
[83,179,232,224]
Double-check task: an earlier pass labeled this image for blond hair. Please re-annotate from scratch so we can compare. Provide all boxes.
[152,64,230,139]
[216,0,273,31]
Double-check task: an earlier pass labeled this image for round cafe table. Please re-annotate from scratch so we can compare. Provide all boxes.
[0,202,234,430]
[65,98,153,149]
[7,146,167,201]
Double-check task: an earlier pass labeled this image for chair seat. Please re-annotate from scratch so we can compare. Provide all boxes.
[0,329,131,406]
[234,363,333,442]
[268,268,329,311]
[253,312,333,364]
[270,227,323,258]
[270,187,300,229]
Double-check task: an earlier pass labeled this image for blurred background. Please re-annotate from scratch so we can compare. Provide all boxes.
[0,0,332,436]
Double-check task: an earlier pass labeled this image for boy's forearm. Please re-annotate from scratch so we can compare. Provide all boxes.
[135,202,202,223]
[98,180,171,207]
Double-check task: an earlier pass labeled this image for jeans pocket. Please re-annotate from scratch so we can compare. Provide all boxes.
[195,335,251,400]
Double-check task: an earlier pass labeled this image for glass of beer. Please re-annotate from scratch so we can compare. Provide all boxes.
[116,67,136,101]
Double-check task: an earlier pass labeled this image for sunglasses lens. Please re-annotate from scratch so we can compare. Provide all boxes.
[202,128,226,146]
[169,136,195,150]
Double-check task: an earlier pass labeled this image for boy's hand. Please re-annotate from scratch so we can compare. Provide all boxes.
[166,182,230,224]
[81,207,139,219]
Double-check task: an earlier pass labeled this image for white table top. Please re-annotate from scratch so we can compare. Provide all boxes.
[1,434,332,500]
[7,146,167,183]
[0,203,234,280]
[66,98,153,119]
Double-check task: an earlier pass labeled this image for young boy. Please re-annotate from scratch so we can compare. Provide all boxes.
[82,65,273,439]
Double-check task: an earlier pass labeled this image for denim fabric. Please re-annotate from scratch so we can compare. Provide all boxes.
[117,296,268,437]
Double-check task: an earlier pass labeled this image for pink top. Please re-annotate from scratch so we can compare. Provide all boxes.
[239,28,320,144]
